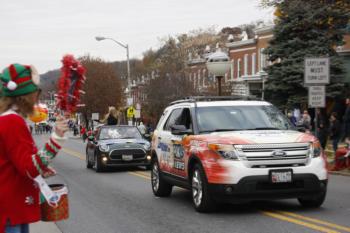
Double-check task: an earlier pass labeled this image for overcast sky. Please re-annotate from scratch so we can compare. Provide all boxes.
[0,0,273,74]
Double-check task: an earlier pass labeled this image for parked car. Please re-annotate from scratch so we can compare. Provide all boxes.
[150,96,328,212]
[86,125,151,172]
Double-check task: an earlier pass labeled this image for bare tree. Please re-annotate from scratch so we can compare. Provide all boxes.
[79,55,124,126]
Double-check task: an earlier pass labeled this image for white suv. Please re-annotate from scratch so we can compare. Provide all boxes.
[150,97,328,212]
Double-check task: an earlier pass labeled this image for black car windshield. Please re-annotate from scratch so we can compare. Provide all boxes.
[197,105,292,133]
[99,127,142,140]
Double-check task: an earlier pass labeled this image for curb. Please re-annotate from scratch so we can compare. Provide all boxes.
[31,221,61,233]
[329,170,350,177]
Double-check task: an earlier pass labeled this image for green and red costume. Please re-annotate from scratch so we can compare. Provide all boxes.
[0,111,64,232]
[0,64,65,232]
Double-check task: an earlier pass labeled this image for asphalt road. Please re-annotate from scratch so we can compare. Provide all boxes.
[36,135,350,233]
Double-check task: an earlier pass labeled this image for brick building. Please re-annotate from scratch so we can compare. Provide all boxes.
[226,25,273,97]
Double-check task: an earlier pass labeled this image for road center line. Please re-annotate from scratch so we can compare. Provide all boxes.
[274,210,350,232]
[261,211,340,233]
[62,148,85,160]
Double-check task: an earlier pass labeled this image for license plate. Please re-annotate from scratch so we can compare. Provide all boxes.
[122,155,133,161]
[270,169,292,183]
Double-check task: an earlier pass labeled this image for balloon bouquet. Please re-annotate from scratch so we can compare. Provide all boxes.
[37,54,86,222]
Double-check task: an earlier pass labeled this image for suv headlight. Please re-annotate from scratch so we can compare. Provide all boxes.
[99,144,110,152]
[208,143,242,160]
[310,141,321,158]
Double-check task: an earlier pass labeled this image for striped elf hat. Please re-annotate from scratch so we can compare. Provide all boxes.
[0,64,40,97]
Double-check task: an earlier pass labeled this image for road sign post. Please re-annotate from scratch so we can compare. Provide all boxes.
[304,58,330,86]
[304,57,329,137]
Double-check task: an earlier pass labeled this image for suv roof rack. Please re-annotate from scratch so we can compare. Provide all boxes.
[169,95,258,106]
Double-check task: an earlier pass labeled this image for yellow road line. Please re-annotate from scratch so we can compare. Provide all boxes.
[261,211,340,233]
[128,171,151,180]
[275,211,350,232]
[62,148,85,160]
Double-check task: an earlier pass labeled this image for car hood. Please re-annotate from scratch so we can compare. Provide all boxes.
[195,130,316,145]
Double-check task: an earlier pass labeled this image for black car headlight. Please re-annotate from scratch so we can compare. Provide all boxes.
[143,142,151,150]
[99,144,110,152]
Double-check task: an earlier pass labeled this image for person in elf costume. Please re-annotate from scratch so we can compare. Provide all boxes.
[0,64,69,233]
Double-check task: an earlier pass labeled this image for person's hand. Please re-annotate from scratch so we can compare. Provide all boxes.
[55,115,69,137]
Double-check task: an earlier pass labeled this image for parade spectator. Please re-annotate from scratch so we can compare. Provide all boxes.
[81,126,87,142]
[329,112,341,153]
[298,110,311,130]
[342,98,350,141]
[287,112,297,126]
[315,109,328,149]
[332,137,350,171]
[0,64,69,233]
[317,120,328,150]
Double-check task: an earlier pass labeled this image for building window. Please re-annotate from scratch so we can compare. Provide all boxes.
[202,69,206,87]
[193,73,197,89]
[237,59,241,78]
[198,70,201,87]
[252,53,256,75]
[260,48,267,71]
[244,54,248,76]
[230,59,234,80]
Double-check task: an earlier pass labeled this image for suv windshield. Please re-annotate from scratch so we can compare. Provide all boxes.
[197,105,292,133]
[99,127,142,140]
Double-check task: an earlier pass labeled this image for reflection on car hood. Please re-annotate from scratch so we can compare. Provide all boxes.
[99,138,148,145]
[199,130,316,144]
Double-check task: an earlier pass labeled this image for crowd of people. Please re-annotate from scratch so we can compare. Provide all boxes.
[287,98,350,171]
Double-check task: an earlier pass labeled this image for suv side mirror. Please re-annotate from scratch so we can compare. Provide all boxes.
[171,125,192,135]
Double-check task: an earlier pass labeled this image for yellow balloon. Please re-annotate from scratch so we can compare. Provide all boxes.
[29,105,48,123]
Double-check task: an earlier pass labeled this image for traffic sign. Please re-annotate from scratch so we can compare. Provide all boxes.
[92,113,99,120]
[308,86,325,108]
[304,57,329,85]
[127,107,135,118]
[134,110,141,119]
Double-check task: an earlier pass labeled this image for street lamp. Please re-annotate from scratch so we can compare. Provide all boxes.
[258,71,268,100]
[206,49,231,96]
[95,36,131,92]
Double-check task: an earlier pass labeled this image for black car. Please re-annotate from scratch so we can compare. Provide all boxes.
[86,125,151,172]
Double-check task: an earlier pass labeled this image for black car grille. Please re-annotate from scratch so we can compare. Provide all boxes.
[109,149,146,160]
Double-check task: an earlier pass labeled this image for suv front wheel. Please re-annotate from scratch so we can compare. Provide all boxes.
[151,158,172,197]
[298,190,326,208]
[191,163,216,212]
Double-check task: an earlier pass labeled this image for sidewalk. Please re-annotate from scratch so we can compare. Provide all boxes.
[31,221,61,233]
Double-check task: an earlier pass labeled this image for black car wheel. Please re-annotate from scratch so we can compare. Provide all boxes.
[86,152,93,169]
[94,153,104,173]
[191,163,216,212]
[151,158,172,197]
[298,190,327,208]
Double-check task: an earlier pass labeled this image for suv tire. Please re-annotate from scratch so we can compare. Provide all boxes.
[191,163,216,212]
[298,190,326,208]
[151,158,172,197]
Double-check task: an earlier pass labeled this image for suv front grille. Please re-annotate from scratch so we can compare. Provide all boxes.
[236,143,310,168]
